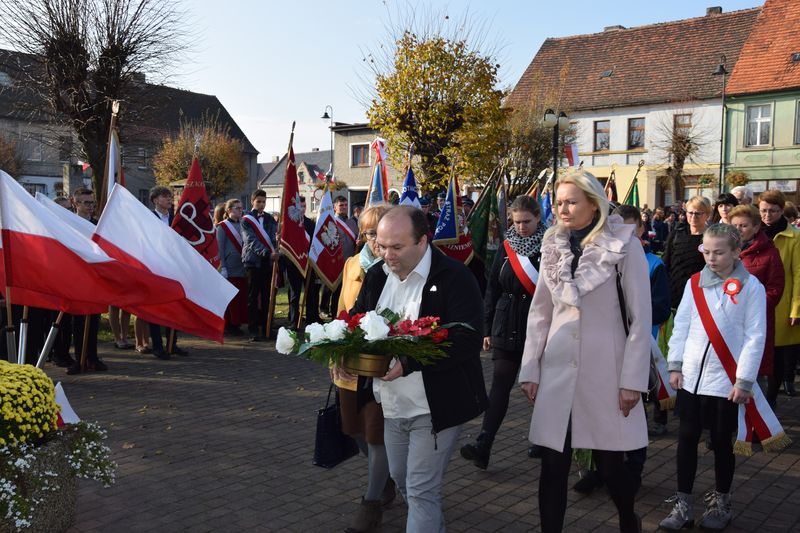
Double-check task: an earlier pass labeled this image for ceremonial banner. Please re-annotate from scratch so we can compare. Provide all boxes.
[309,190,345,290]
[95,184,237,343]
[366,137,389,206]
[171,157,220,268]
[468,178,502,268]
[0,171,181,314]
[433,174,460,245]
[279,146,311,274]
[541,189,553,227]
[623,178,640,208]
[399,167,421,208]
[605,172,618,202]
[98,103,124,211]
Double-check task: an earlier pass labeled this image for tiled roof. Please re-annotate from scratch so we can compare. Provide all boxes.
[0,49,257,154]
[726,0,800,96]
[259,149,332,187]
[505,8,760,112]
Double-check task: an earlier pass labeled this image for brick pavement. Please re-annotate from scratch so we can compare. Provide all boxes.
[47,336,800,533]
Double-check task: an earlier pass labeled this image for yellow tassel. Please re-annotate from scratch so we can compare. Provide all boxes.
[761,432,792,453]
[733,440,753,457]
[659,396,676,411]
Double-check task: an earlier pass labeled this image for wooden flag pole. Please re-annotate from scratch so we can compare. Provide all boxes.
[4,287,17,363]
[17,305,28,364]
[265,121,296,338]
[296,272,313,330]
[620,160,645,205]
[79,315,91,371]
[36,311,64,368]
[167,329,176,355]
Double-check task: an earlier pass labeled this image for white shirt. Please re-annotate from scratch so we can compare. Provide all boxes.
[155,209,170,225]
[373,246,432,419]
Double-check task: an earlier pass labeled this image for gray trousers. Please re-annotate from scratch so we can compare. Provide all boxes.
[384,414,461,533]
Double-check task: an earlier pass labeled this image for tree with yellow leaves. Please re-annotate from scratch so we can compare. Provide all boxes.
[152,113,247,200]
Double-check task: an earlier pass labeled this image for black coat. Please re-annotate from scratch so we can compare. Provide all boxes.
[352,247,488,433]
[483,242,541,353]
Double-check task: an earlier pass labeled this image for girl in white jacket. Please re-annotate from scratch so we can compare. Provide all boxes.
[660,224,766,532]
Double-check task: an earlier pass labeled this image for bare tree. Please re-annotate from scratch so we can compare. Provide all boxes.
[652,106,713,201]
[0,0,188,193]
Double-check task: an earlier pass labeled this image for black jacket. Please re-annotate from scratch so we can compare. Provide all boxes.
[352,247,488,433]
[483,243,540,353]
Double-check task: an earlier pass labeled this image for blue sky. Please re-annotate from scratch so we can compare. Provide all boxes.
[173,0,760,161]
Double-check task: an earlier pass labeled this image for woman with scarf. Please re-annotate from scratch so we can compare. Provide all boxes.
[216,199,248,336]
[520,171,651,533]
[460,195,546,470]
[333,204,393,533]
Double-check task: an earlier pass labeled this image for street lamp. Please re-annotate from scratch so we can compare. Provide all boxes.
[321,105,334,178]
[712,54,728,193]
[543,109,570,178]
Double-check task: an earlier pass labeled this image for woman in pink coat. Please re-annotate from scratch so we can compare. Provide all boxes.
[519,171,651,533]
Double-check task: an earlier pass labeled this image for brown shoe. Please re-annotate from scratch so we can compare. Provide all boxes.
[344,498,382,533]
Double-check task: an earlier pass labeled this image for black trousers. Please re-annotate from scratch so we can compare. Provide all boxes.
[675,389,738,494]
[149,323,177,352]
[539,429,639,533]
[72,314,100,363]
[481,349,522,437]
[246,265,269,335]
[285,262,321,326]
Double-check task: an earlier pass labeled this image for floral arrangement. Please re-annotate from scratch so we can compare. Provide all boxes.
[276,309,466,367]
[726,170,750,187]
[0,362,116,530]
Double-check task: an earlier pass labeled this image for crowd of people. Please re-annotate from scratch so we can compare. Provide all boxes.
[3,176,795,533]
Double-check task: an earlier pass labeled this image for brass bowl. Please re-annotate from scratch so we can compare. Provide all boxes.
[341,353,391,377]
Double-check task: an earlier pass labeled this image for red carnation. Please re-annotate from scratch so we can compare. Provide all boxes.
[432,329,449,343]
[348,313,365,331]
[395,319,413,335]
[336,310,350,321]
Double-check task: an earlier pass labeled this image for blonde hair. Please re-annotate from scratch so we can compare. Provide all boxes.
[358,204,391,243]
[685,195,712,215]
[545,170,609,246]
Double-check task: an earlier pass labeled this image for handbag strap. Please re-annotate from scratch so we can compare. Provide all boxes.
[324,383,335,408]
[615,264,630,336]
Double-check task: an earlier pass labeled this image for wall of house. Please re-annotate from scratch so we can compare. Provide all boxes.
[725,92,800,203]
[569,99,723,206]
[332,129,404,209]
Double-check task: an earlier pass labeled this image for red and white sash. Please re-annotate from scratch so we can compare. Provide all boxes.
[220,219,243,253]
[335,217,356,244]
[650,335,677,410]
[242,214,275,253]
[690,273,791,455]
[504,240,538,295]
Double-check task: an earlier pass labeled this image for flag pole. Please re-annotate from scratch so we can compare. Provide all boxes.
[296,274,312,330]
[4,288,17,363]
[620,160,645,205]
[99,100,120,214]
[35,311,64,368]
[79,316,91,371]
[266,121,296,338]
[465,167,500,225]
[17,305,28,364]
[167,329,176,355]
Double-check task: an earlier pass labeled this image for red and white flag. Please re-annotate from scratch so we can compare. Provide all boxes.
[309,190,344,289]
[171,158,220,268]
[54,382,80,428]
[94,184,237,343]
[279,145,310,274]
[99,128,124,211]
[0,170,182,314]
[564,143,580,167]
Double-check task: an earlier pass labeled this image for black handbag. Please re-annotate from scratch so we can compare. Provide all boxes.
[312,384,360,468]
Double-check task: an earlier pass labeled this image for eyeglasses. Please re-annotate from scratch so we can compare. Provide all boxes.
[686,211,706,217]
[362,231,377,241]
[77,200,96,206]
[759,208,782,215]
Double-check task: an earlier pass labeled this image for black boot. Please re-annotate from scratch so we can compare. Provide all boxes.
[460,431,494,470]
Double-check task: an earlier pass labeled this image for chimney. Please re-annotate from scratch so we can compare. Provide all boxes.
[706,6,722,16]
[311,147,319,152]
[272,156,279,162]
[604,25,626,32]
[129,71,146,84]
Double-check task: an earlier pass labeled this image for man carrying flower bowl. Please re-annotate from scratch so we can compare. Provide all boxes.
[351,205,488,532]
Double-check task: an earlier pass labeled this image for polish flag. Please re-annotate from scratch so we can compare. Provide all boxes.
[308,190,344,290]
[94,184,238,343]
[0,170,183,314]
[564,143,580,167]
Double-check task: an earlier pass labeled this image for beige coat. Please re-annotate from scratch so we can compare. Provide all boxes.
[519,217,651,452]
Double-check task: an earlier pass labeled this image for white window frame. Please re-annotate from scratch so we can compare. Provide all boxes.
[745,104,772,147]
[349,142,371,168]
[627,117,645,150]
[23,133,43,162]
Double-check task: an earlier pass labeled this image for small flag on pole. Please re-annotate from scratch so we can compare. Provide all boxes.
[564,143,580,167]
[366,137,389,206]
[605,172,618,202]
[398,167,421,208]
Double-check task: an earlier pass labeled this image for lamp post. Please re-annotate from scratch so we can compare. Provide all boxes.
[543,109,570,179]
[321,105,334,179]
[712,55,728,194]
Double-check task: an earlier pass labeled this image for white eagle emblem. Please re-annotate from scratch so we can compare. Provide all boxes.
[320,219,340,249]
[287,192,304,224]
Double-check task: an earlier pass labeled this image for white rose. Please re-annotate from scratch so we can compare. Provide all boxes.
[324,320,348,341]
[306,322,327,343]
[359,311,390,341]
[275,327,296,354]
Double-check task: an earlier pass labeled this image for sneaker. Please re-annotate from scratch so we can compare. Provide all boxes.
[659,492,694,531]
[699,490,732,531]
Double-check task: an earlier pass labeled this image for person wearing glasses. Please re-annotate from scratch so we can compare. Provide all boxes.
[759,190,800,397]
[332,204,394,533]
[663,196,711,310]
[216,199,248,336]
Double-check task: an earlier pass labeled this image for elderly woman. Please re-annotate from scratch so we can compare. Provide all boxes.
[460,195,546,469]
[333,204,393,533]
[711,192,738,224]
[216,199,247,335]
[519,171,651,533]
[759,190,800,398]
[663,196,711,310]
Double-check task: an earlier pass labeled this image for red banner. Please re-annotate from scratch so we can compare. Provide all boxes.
[279,147,310,274]
[171,158,220,268]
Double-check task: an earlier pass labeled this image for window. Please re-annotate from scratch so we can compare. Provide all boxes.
[22,133,43,161]
[594,120,610,151]
[674,114,692,137]
[22,183,46,196]
[628,118,645,149]
[746,104,771,146]
[58,135,72,162]
[137,147,150,169]
[351,144,369,167]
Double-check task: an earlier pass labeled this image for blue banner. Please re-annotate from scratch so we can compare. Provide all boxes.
[433,175,459,245]
[399,167,420,208]
[367,162,387,207]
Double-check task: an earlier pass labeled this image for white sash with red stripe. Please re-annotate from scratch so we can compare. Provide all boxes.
[335,217,356,243]
[650,336,676,409]
[242,214,275,253]
[690,273,790,455]
[503,240,538,295]
[220,219,243,253]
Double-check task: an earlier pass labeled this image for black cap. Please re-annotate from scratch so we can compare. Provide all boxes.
[463,198,474,207]
[419,197,430,206]
[437,192,446,200]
